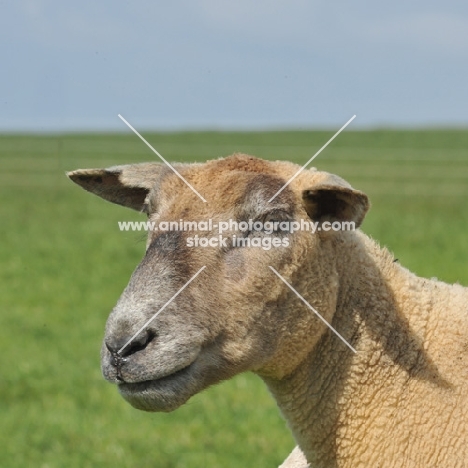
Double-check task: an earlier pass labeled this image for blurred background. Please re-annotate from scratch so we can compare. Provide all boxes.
[1,1,468,467]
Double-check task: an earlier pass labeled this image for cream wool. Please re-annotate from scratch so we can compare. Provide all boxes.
[272,232,468,467]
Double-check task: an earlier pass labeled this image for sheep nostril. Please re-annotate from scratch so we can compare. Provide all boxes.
[105,330,156,364]
[119,330,156,358]
[106,342,117,354]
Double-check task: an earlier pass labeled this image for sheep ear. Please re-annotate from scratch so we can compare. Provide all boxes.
[67,162,164,212]
[302,184,369,228]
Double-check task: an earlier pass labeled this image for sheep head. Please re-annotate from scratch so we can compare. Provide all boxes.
[68,154,369,412]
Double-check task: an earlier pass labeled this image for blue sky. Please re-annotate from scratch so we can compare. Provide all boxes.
[1,0,468,131]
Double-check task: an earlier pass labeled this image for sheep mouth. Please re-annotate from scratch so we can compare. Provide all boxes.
[116,360,200,412]
[118,360,194,392]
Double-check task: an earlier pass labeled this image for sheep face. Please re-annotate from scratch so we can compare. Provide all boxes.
[68,154,369,412]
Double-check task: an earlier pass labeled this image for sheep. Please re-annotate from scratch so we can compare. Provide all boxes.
[68,154,468,467]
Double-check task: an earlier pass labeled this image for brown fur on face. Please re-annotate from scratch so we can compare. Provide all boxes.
[68,154,366,407]
[68,153,468,467]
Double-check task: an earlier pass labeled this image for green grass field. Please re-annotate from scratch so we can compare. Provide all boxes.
[1,129,467,467]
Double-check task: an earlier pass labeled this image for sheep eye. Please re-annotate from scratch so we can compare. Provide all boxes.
[262,211,290,227]
[240,211,291,237]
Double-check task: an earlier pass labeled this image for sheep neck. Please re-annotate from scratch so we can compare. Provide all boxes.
[262,231,438,467]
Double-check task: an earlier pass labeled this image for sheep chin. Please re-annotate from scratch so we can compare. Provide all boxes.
[118,362,198,412]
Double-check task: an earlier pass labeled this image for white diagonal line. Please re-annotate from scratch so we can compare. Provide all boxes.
[268,266,356,353]
[268,115,356,203]
[118,266,206,355]
[117,114,207,203]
